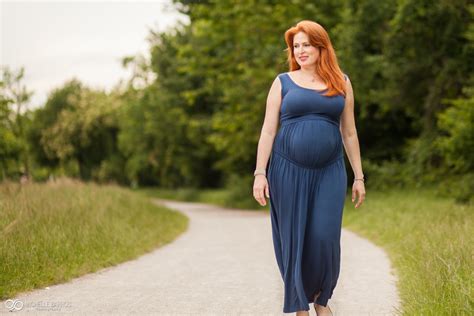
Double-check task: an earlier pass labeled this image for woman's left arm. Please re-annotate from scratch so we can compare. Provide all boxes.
[339,76,366,208]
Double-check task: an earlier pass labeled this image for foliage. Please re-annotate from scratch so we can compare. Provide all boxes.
[27,79,125,182]
[436,78,474,174]
[0,66,34,179]
[1,0,472,202]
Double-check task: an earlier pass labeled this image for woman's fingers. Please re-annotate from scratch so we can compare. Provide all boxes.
[355,189,365,208]
[253,177,270,206]
[253,187,266,206]
[258,189,265,205]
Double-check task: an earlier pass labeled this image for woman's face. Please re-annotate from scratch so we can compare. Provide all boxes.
[293,31,319,66]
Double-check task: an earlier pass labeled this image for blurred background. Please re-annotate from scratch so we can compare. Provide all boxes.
[1,0,473,204]
[1,1,473,314]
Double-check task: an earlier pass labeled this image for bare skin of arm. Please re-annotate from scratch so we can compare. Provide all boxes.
[253,76,282,206]
[339,77,366,208]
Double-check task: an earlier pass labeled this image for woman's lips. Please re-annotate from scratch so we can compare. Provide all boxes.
[299,56,308,61]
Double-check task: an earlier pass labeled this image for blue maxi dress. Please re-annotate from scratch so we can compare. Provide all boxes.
[267,72,348,313]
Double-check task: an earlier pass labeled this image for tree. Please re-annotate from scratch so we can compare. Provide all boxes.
[0,66,34,179]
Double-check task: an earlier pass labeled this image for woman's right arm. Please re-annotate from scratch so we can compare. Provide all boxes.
[253,75,282,206]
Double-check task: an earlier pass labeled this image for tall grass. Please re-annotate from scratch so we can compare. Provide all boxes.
[342,187,473,315]
[0,178,188,299]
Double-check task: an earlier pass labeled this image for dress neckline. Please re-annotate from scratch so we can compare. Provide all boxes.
[285,72,328,93]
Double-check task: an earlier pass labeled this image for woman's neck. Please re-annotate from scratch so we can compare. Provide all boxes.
[299,65,316,72]
[298,65,318,79]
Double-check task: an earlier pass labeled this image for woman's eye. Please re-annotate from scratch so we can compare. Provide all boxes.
[294,44,310,48]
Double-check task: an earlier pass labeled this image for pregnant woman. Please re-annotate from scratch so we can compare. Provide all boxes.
[253,20,365,315]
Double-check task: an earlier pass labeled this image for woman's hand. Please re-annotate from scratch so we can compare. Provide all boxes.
[352,180,366,208]
[253,175,270,206]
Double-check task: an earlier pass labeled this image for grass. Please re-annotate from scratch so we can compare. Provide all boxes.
[0,178,189,300]
[342,187,473,315]
[142,184,473,315]
[136,186,270,211]
[137,187,230,205]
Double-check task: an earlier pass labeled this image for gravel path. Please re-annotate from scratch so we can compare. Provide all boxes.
[1,199,401,315]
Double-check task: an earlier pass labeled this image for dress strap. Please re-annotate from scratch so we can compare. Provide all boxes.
[277,73,290,99]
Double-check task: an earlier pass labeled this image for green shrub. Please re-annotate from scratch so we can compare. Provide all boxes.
[223,173,263,209]
[436,85,474,174]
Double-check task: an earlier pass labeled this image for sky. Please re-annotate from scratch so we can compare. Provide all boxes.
[1,0,188,110]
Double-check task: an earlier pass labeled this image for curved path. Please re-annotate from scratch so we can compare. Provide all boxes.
[1,199,401,315]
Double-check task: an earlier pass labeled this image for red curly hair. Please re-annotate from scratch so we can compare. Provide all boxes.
[284,20,347,97]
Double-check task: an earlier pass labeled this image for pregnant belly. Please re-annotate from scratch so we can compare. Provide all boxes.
[273,119,343,169]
